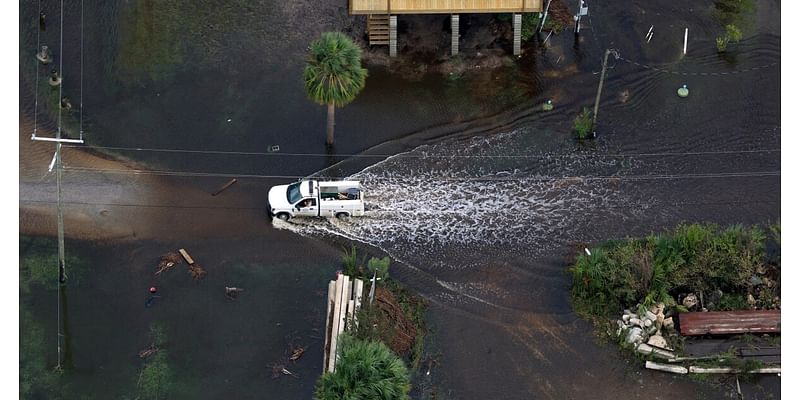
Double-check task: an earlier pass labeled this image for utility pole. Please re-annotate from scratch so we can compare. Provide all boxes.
[591,48,613,133]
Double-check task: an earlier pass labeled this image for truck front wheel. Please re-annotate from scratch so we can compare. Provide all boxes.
[276,213,291,221]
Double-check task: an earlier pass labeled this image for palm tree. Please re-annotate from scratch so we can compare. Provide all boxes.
[304,32,368,146]
[314,334,410,400]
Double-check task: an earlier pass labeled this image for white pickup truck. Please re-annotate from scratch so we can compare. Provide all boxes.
[267,180,365,221]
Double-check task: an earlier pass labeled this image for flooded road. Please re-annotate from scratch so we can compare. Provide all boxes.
[20,0,779,399]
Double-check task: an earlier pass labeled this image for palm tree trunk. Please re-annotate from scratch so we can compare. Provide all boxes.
[326,103,335,145]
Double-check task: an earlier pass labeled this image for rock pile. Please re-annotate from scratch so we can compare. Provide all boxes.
[616,302,676,359]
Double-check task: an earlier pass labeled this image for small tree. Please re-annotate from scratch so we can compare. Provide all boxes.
[314,335,410,400]
[304,32,368,146]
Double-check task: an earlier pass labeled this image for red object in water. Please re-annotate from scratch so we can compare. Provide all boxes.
[149,286,157,293]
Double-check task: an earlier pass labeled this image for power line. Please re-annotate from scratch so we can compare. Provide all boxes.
[62,144,781,159]
[61,165,779,181]
[19,198,779,211]
[33,0,42,137]
[79,0,84,140]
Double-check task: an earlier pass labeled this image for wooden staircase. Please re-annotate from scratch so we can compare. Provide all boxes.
[367,14,390,45]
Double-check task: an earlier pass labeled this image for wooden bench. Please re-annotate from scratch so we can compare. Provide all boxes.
[679,310,780,336]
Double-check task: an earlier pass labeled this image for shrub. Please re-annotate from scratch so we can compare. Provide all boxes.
[573,107,593,139]
[314,335,411,400]
[569,223,770,318]
[367,257,390,280]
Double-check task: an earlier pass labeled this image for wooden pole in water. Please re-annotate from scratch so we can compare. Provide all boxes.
[592,49,612,131]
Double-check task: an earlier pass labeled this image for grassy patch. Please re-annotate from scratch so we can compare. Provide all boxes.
[19,306,61,399]
[20,236,87,293]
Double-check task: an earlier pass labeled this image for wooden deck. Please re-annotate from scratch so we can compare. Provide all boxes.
[679,310,781,336]
[349,0,543,14]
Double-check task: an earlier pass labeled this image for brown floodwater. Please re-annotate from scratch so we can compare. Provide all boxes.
[20,0,780,399]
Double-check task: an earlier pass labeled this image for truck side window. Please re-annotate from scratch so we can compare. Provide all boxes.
[299,198,316,208]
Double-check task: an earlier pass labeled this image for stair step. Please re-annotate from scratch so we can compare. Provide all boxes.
[369,40,390,45]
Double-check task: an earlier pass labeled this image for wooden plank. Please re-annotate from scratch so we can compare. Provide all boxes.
[323,280,336,372]
[646,361,687,374]
[740,347,781,357]
[178,248,194,265]
[337,275,351,337]
[328,275,345,373]
[679,310,781,336]
[211,178,237,196]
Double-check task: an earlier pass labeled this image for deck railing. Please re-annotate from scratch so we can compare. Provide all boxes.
[350,0,542,14]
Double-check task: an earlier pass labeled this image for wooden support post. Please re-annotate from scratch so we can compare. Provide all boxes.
[389,15,397,57]
[451,14,459,56]
[512,14,522,56]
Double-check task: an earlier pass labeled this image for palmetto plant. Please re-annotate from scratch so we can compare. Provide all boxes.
[314,334,410,400]
[304,32,368,146]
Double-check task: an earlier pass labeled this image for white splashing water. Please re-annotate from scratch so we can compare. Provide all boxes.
[273,130,657,308]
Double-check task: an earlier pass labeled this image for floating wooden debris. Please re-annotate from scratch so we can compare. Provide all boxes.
[225,287,244,299]
[178,248,195,265]
[138,345,158,359]
[156,252,183,275]
[189,264,207,280]
[211,178,238,196]
[290,346,306,361]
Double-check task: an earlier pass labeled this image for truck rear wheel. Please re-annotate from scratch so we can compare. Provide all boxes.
[276,213,291,221]
[335,212,350,220]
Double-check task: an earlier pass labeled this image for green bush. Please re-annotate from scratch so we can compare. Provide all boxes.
[573,107,593,139]
[717,24,743,52]
[314,335,410,400]
[569,223,769,318]
[367,257,390,280]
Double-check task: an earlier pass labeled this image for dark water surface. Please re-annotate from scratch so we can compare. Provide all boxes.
[20,0,779,399]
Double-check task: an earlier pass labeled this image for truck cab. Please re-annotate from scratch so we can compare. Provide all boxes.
[267,180,365,221]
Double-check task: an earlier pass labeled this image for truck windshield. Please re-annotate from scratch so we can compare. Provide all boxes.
[287,182,303,204]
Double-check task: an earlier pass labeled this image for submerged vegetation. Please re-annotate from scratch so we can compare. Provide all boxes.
[135,322,175,400]
[716,24,743,52]
[573,107,593,139]
[712,0,755,52]
[314,334,411,400]
[569,223,780,319]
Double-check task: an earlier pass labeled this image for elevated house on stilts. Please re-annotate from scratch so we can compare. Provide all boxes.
[349,0,543,56]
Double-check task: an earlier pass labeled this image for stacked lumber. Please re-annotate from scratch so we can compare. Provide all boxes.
[323,274,365,373]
